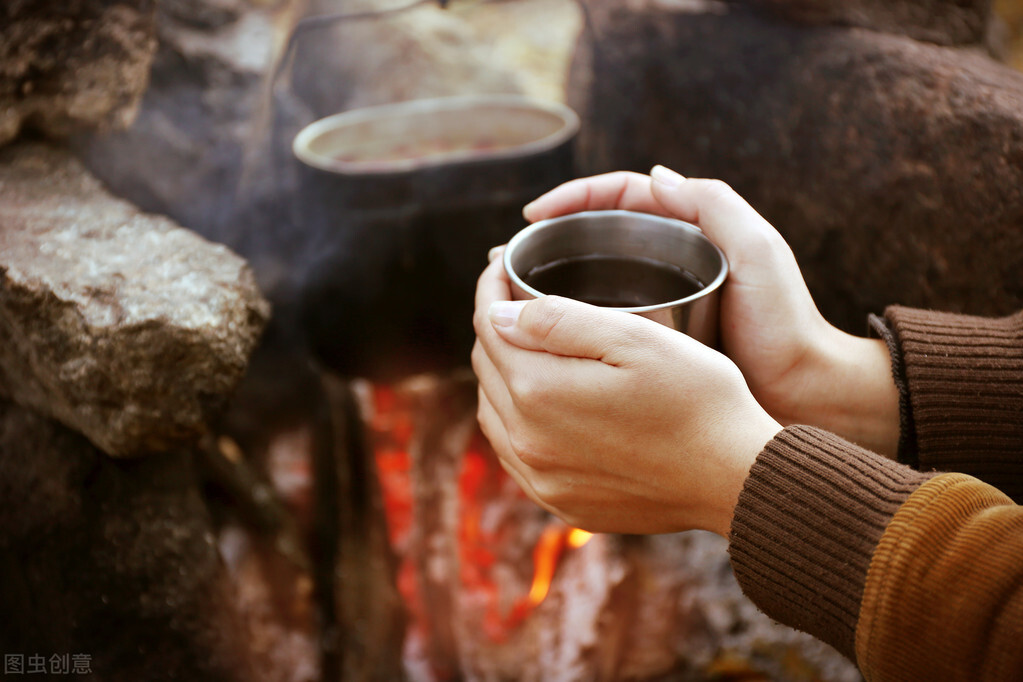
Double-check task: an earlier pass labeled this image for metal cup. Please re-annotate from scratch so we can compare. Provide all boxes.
[503,210,728,346]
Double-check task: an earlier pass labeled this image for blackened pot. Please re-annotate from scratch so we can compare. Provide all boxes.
[293,95,579,380]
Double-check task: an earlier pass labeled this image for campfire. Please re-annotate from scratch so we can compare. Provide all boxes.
[278,370,861,681]
[0,0,862,677]
[16,0,1023,679]
[1,0,867,675]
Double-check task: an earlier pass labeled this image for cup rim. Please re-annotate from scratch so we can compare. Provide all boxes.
[292,94,581,176]
[503,209,729,313]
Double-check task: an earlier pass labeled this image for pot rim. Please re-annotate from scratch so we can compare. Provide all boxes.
[292,94,580,176]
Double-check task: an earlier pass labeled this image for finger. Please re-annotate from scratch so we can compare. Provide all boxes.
[488,294,663,365]
[523,171,666,223]
[474,255,513,334]
[473,260,576,412]
[474,320,583,424]
[474,255,534,384]
[487,244,506,263]
[648,167,787,272]
[471,338,517,424]
[476,388,552,512]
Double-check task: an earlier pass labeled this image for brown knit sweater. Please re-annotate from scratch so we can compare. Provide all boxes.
[728,306,1023,680]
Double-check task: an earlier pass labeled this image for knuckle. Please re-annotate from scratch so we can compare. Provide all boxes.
[530,296,570,345]
[607,170,639,184]
[700,178,736,202]
[475,387,488,419]
[472,305,489,337]
[470,341,485,373]
[530,478,562,507]
[508,428,549,471]
[507,372,539,405]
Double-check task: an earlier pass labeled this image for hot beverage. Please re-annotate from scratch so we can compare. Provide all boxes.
[523,254,704,308]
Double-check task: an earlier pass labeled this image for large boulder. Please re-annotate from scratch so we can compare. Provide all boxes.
[570,0,1023,332]
[0,401,268,682]
[733,0,995,46]
[72,0,283,278]
[0,142,270,457]
[0,0,157,146]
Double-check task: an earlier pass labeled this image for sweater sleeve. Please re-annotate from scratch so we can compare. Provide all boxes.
[728,425,935,659]
[856,473,1023,681]
[730,426,1023,681]
[882,306,1023,500]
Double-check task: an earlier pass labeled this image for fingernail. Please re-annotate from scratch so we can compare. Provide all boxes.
[488,300,526,327]
[488,246,504,263]
[650,165,685,188]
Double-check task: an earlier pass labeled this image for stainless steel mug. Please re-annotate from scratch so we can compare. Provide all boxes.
[503,210,728,346]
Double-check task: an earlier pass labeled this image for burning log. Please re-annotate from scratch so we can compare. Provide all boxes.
[366,372,861,681]
[404,373,478,676]
[322,374,407,681]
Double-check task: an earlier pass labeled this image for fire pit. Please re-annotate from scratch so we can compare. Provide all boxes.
[18,0,1006,678]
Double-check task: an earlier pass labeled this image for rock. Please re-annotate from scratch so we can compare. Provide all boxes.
[73,2,281,275]
[0,400,271,682]
[0,0,157,147]
[732,0,994,46]
[0,141,271,457]
[161,0,246,30]
[569,0,1023,333]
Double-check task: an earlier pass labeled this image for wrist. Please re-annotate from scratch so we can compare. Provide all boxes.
[783,330,900,457]
[705,410,782,538]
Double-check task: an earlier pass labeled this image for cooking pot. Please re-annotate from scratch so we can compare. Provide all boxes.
[293,94,579,379]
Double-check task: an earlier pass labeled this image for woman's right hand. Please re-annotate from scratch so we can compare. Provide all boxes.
[522,167,900,456]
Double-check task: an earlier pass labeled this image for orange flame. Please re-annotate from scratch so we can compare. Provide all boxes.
[527,525,567,606]
[526,525,594,607]
[566,528,594,549]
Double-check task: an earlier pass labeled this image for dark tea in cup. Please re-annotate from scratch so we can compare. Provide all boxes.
[522,254,704,308]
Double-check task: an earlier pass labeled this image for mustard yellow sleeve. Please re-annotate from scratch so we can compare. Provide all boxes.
[731,427,1023,679]
[856,473,1023,681]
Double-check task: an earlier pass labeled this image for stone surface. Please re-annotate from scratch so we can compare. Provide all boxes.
[732,0,995,46]
[0,0,157,146]
[0,400,273,681]
[570,0,1023,333]
[74,1,281,278]
[0,142,270,457]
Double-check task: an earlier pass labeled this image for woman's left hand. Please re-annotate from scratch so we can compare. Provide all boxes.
[471,255,782,537]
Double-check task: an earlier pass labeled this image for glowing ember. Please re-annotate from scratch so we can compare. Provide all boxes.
[367,383,594,647]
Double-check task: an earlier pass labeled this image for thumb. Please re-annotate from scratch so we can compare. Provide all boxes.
[648,166,782,267]
[488,296,644,363]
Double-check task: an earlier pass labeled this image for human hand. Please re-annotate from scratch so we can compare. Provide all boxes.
[471,256,782,536]
[522,167,899,456]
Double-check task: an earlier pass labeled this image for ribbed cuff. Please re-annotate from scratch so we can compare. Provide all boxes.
[728,425,935,660]
[868,313,918,467]
[884,306,1023,502]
